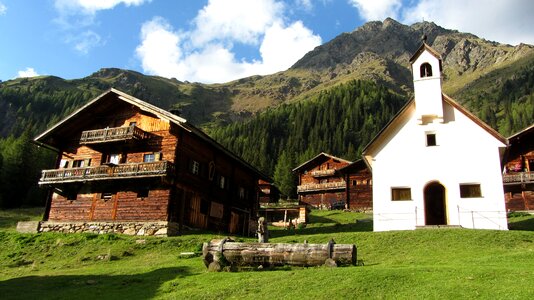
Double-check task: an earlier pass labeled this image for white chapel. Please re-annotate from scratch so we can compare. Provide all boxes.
[362,42,509,231]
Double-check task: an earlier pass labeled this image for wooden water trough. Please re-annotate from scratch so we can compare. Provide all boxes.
[202,238,357,270]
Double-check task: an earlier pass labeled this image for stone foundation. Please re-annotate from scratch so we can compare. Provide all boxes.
[37,221,179,236]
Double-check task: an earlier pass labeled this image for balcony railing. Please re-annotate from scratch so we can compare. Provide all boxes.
[310,169,336,177]
[297,181,346,193]
[80,126,150,144]
[503,172,534,184]
[39,161,173,185]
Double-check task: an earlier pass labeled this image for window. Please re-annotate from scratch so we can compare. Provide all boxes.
[426,133,437,146]
[460,184,482,198]
[420,63,433,78]
[137,189,149,198]
[66,192,77,201]
[352,180,357,186]
[219,175,226,189]
[60,159,69,168]
[200,199,209,215]
[72,160,84,168]
[101,193,113,200]
[239,187,246,200]
[129,121,137,127]
[208,161,216,181]
[143,153,155,162]
[190,160,200,175]
[392,187,412,201]
[109,154,120,164]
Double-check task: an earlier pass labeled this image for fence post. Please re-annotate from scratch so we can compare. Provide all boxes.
[457,205,460,226]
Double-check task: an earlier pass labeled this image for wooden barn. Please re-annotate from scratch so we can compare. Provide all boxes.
[293,152,372,210]
[503,123,534,211]
[34,88,269,236]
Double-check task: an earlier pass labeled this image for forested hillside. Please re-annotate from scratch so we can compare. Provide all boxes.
[1,19,534,206]
[210,80,406,196]
[457,59,534,136]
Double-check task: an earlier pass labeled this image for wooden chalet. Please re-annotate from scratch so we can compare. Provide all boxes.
[258,179,280,204]
[293,152,372,210]
[34,88,269,236]
[338,160,373,211]
[503,123,534,211]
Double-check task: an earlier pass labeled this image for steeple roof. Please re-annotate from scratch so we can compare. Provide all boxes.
[409,42,442,63]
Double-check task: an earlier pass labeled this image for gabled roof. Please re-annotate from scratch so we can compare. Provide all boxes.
[361,98,414,160]
[292,152,352,172]
[409,42,442,63]
[508,123,534,141]
[362,94,508,164]
[337,159,369,174]
[442,94,507,145]
[34,88,270,181]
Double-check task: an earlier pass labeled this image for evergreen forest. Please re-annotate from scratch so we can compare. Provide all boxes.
[210,80,407,197]
[0,64,533,206]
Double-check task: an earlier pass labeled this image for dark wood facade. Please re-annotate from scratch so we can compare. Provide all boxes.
[35,89,268,236]
[339,160,373,211]
[293,153,372,210]
[503,124,534,211]
[258,179,280,204]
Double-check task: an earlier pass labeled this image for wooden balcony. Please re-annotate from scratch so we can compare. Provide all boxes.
[503,172,534,185]
[297,181,346,193]
[310,169,336,177]
[39,161,173,185]
[79,125,150,145]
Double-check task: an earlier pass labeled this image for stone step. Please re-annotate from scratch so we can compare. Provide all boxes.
[416,225,462,229]
[16,221,41,233]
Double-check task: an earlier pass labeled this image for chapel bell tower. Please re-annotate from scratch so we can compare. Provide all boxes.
[409,38,444,123]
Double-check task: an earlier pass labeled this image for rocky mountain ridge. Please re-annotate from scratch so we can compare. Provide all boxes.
[1,18,533,134]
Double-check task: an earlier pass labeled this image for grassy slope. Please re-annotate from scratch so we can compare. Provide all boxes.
[1,209,534,299]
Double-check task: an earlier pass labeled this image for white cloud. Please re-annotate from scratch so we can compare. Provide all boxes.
[136,0,322,83]
[401,0,534,45]
[259,21,322,72]
[54,0,149,15]
[16,68,40,78]
[136,18,183,78]
[296,0,314,12]
[53,0,150,54]
[192,0,284,46]
[0,2,7,15]
[68,30,105,55]
[348,0,401,21]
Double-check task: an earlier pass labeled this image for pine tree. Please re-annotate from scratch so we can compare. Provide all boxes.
[273,151,297,199]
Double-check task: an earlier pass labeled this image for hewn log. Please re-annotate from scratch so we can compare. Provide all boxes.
[202,238,356,268]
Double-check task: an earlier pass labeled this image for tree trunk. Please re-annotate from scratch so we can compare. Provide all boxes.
[202,238,356,268]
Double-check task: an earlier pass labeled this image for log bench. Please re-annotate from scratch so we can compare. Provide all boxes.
[202,238,357,270]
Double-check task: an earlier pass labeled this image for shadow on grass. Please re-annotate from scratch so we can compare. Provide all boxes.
[0,207,44,230]
[0,267,191,300]
[508,217,534,231]
[270,220,373,238]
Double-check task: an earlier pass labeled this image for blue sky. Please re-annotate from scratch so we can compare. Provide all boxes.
[1,0,533,83]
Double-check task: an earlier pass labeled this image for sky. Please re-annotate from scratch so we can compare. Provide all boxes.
[0,0,533,84]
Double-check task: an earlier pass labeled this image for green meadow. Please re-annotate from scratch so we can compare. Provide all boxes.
[1,208,534,299]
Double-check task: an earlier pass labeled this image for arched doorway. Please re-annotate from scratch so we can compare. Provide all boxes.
[424,182,446,225]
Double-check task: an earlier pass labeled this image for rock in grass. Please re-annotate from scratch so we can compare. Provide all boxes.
[324,258,337,268]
